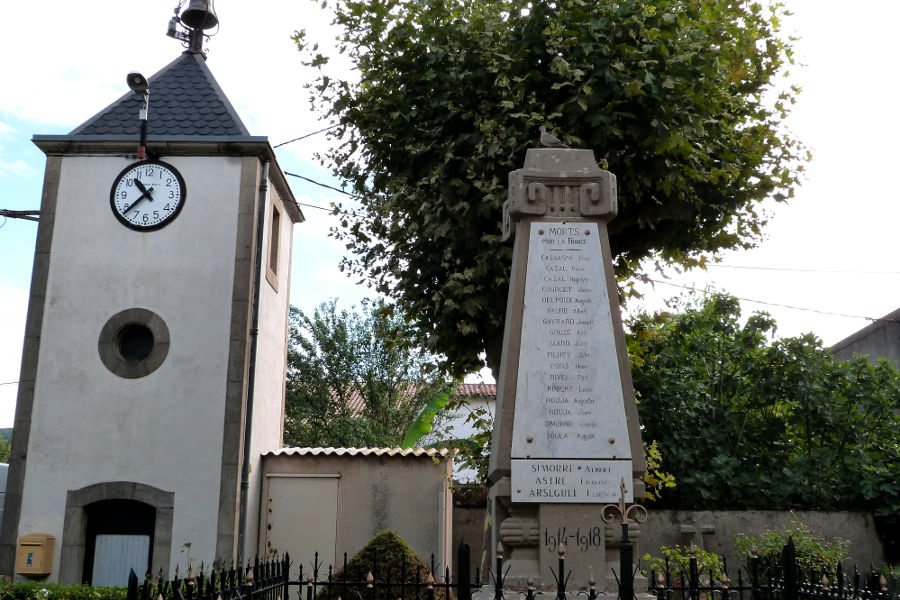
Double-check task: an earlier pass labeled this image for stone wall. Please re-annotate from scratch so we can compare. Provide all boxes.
[639,510,885,571]
[453,500,887,576]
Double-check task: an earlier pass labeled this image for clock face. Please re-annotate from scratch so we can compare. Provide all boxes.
[110,160,186,231]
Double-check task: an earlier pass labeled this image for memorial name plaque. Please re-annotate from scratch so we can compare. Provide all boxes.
[511,459,633,503]
[510,221,632,502]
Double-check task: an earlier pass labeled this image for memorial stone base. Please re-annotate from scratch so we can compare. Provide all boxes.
[491,477,648,592]
[491,478,618,590]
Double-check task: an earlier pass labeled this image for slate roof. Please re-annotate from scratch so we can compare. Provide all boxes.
[70,52,250,138]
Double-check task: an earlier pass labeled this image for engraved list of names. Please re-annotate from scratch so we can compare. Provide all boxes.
[510,221,633,503]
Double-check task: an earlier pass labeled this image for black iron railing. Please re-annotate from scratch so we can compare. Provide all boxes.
[647,538,899,600]
[125,538,898,600]
[126,555,289,600]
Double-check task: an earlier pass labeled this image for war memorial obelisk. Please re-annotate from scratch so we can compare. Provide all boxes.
[488,145,645,587]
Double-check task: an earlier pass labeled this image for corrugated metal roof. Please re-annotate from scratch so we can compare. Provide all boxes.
[70,52,249,138]
[264,447,450,458]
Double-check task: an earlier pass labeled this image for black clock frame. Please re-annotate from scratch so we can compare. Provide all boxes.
[109,159,187,232]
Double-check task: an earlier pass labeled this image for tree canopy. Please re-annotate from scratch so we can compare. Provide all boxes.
[284,299,448,448]
[296,0,808,376]
[628,293,900,522]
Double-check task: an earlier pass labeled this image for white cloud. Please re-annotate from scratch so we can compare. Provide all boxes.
[0,160,37,178]
[0,287,28,428]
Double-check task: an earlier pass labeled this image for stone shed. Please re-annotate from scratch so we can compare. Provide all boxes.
[258,448,452,576]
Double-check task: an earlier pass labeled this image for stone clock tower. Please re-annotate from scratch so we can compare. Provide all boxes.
[0,6,303,584]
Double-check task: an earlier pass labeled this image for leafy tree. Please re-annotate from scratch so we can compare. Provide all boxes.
[628,293,900,522]
[284,299,448,448]
[295,0,807,376]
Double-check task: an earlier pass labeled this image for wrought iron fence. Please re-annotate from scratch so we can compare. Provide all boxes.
[646,538,899,600]
[125,543,481,600]
[126,554,289,600]
[124,538,898,600]
[289,542,481,600]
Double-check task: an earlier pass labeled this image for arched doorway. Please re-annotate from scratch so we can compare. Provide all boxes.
[82,499,155,585]
[60,482,174,584]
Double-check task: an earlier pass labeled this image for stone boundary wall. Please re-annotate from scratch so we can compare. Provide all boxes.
[452,504,886,574]
[640,510,885,571]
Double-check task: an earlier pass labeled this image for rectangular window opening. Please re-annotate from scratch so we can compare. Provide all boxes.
[266,203,281,291]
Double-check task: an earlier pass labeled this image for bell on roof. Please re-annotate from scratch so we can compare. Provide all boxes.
[180,0,218,30]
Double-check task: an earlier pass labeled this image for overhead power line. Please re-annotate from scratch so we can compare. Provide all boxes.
[646,278,900,325]
[283,171,353,196]
[273,124,340,148]
[708,264,900,275]
[296,202,334,212]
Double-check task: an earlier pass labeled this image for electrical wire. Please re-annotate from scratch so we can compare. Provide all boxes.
[283,171,353,196]
[0,381,18,386]
[297,202,334,212]
[707,264,900,275]
[274,124,340,148]
[645,278,900,324]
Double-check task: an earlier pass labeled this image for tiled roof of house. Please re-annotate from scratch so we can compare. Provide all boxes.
[456,383,496,398]
[69,52,249,138]
[263,447,450,458]
[341,382,496,415]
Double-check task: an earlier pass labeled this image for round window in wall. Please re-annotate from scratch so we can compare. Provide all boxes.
[98,308,170,378]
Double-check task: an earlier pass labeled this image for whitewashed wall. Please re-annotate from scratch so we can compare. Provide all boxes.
[18,155,244,579]
[242,176,294,561]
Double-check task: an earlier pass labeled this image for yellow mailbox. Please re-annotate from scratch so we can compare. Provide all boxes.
[15,533,55,577]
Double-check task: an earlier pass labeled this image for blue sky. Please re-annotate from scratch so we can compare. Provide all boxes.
[3,0,900,427]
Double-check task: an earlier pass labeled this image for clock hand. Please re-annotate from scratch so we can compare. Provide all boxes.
[126,186,155,212]
[133,179,149,194]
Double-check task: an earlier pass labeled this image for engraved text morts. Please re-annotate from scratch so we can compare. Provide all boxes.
[510,222,632,503]
[487,147,646,588]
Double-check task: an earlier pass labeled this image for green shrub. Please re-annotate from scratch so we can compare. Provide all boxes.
[734,519,849,573]
[874,564,900,578]
[0,580,127,600]
[318,531,451,600]
[641,545,724,583]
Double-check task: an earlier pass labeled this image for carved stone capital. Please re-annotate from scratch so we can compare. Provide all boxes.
[502,149,617,241]
[498,516,540,548]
